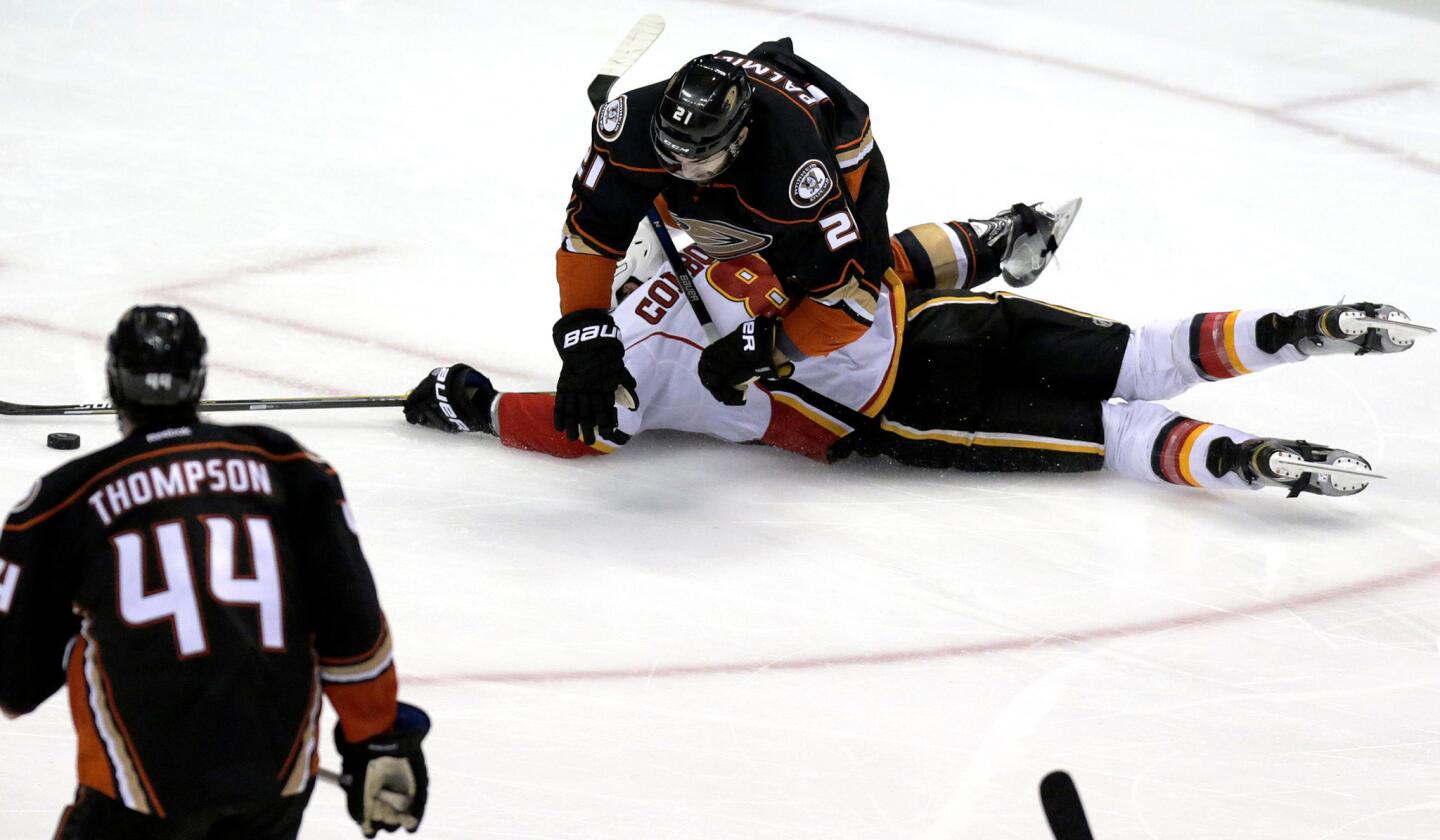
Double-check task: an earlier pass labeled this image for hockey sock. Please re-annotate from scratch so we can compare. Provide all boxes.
[1100,400,1256,490]
[889,221,989,290]
[1113,310,1309,401]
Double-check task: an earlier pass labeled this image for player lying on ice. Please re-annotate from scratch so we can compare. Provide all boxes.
[406,204,1422,498]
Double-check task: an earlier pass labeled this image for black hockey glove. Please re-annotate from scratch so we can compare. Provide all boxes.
[553,309,639,444]
[335,702,430,838]
[404,364,496,434]
[697,317,795,406]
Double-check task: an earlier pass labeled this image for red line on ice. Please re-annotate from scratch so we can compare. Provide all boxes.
[0,314,340,395]
[402,557,1440,686]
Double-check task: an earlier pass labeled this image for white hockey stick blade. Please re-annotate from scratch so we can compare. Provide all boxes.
[588,14,666,109]
[1347,315,1436,338]
[1269,452,1387,482]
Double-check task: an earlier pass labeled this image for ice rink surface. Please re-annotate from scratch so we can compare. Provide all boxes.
[3,0,1439,836]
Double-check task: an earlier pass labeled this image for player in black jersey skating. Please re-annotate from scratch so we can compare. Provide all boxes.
[551,36,1071,444]
[0,307,429,839]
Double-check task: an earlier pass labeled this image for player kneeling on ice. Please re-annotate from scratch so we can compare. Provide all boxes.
[406,208,1426,498]
[0,307,429,839]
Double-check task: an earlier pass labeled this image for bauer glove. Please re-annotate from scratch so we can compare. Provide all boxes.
[404,363,496,434]
[335,702,430,837]
[697,317,795,406]
[553,309,639,444]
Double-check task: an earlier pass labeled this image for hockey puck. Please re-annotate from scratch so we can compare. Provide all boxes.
[47,432,81,450]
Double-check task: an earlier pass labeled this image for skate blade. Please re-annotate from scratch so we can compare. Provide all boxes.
[1269,452,1387,485]
[1348,315,1435,338]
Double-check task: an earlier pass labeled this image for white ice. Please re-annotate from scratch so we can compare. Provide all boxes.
[2,1,1439,837]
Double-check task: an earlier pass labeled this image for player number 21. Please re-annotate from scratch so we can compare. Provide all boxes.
[113,516,284,658]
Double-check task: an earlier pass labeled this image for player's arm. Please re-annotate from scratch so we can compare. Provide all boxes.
[297,461,429,837]
[552,98,669,444]
[0,492,80,718]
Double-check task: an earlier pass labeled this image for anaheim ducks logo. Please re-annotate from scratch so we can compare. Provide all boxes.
[597,95,627,142]
[789,159,833,208]
[673,216,774,260]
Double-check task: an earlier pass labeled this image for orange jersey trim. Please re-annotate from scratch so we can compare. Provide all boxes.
[5,443,312,533]
[834,116,873,150]
[842,158,870,202]
[66,637,116,801]
[325,666,399,744]
[782,298,869,357]
[889,238,916,287]
[556,250,618,314]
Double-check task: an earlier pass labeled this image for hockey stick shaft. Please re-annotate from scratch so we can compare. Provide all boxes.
[646,208,723,343]
[1040,771,1096,840]
[0,395,407,417]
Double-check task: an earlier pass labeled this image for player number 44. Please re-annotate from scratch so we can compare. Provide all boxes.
[114,516,285,658]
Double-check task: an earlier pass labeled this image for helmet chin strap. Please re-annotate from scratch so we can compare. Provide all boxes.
[672,127,748,183]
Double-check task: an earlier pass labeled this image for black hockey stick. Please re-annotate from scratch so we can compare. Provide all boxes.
[1040,770,1096,840]
[0,395,407,417]
[585,14,723,344]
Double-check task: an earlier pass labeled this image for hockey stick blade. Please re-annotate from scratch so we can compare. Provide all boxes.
[1347,315,1436,338]
[0,395,408,417]
[588,14,666,110]
[1040,771,1095,840]
[315,767,411,811]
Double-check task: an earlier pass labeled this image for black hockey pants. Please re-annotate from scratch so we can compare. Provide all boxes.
[53,785,313,840]
[854,289,1130,471]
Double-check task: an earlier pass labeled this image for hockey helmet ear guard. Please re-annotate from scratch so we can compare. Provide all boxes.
[106,305,208,408]
[612,221,668,307]
[651,54,753,181]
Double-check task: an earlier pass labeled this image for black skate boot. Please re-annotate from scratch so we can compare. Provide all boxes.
[968,198,1082,287]
[1207,436,1379,498]
[1257,303,1419,356]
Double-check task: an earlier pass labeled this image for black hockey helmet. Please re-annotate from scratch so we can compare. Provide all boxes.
[106,305,208,414]
[651,54,753,180]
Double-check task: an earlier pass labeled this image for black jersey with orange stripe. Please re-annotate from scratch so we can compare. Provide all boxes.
[562,38,890,323]
[0,422,395,818]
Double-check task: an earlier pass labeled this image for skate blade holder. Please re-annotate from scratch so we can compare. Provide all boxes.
[1343,313,1435,347]
[1269,451,1386,494]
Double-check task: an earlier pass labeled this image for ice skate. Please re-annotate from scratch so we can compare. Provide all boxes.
[1276,303,1425,356]
[969,198,1082,287]
[1207,436,1382,498]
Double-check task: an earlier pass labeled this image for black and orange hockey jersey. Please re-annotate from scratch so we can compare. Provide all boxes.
[0,422,397,818]
[559,37,891,357]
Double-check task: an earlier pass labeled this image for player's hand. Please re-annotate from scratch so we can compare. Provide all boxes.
[404,364,496,434]
[335,702,430,837]
[697,317,795,405]
[553,309,639,444]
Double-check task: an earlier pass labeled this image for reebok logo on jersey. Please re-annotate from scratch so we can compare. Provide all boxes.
[562,323,620,348]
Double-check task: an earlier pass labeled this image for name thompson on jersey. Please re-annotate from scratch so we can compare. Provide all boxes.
[0,306,431,839]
